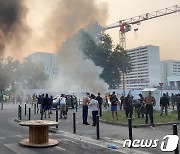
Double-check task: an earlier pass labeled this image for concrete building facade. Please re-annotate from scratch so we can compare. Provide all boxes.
[161,60,180,90]
[126,45,161,89]
[26,52,62,80]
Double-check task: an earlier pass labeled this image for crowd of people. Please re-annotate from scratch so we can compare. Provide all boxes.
[1,90,180,127]
[35,93,78,119]
[103,91,180,127]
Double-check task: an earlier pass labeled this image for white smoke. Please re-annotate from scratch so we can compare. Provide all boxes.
[50,33,109,95]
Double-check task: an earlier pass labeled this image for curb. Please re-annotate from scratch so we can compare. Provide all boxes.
[100,119,180,128]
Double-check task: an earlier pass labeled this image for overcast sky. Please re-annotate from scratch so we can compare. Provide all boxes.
[25,0,180,60]
[102,0,180,60]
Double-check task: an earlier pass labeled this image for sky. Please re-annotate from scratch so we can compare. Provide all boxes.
[101,0,180,60]
[5,0,180,60]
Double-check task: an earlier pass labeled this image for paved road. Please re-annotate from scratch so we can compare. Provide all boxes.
[0,102,179,154]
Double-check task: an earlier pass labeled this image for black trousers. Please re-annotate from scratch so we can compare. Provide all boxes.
[145,105,154,124]
[137,104,144,118]
[99,105,102,116]
[125,106,133,118]
[92,111,98,125]
[82,105,88,124]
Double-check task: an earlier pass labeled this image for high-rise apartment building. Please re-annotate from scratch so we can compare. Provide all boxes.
[161,60,180,89]
[126,45,161,89]
[26,52,62,80]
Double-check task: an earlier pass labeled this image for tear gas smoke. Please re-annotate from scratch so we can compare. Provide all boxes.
[42,0,108,52]
[51,25,109,95]
[0,0,30,58]
[46,0,109,94]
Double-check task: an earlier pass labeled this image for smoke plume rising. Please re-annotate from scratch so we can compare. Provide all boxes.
[0,0,30,58]
[54,30,109,95]
[45,0,109,94]
[42,0,108,52]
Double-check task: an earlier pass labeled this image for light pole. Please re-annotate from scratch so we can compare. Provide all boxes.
[122,62,125,96]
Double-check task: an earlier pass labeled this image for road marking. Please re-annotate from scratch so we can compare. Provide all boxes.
[55,146,67,151]
[0,134,24,140]
[57,131,151,154]
[0,137,6,140]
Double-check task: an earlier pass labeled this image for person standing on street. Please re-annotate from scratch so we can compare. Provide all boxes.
[50,96,53,114]
[82,93,90,125]
[96,93,103,116]
[89,94,99,126]
[144,91,156,127]
[120,95,125,110]
[110,91,119,120]
[171,93,176,110]
[43,94,51,118]
[176,94,180,120]
[36,95,42,113]
[137,93,145,118]
[59,94,67,119]
[160,93,169,116]
[124,94,133,118]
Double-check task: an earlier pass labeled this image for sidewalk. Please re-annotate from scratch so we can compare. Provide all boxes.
[14,103,178,154]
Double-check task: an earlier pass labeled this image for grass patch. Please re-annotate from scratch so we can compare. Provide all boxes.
[101,110,179,125]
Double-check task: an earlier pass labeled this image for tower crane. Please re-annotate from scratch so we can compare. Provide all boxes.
[105,4,180,49]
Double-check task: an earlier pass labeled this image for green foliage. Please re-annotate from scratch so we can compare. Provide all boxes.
[0,57,48,94]
[59,22,132,89]
[101,110,179,125]
[18,59,49,89]
[0,57,20,93]
[79,24,132,89]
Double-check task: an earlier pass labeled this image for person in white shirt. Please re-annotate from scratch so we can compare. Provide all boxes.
[59,94,67,119]
[89,94,99,126]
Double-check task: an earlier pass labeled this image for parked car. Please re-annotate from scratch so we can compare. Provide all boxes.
[52,95,78,109]
[66,95,78,109]
[52,95,60,109]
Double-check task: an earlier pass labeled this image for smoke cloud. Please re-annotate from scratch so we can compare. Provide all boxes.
[54,31,109,95]
[42,0,108,52]
[45,0,109,94]
[0,0,30,58]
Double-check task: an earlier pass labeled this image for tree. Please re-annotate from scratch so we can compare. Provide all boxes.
[17,59,49,89]
[0,57,20,92]
[80,30,132,89]
[0,57,49,98]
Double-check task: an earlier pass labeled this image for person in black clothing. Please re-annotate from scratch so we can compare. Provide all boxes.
[160,93,169,116]
[96,93,103,116]
[124,94,133,118]
[137,93,145,118]
[176,94,180,120]
[120,95,125,110]
[70,96,74,109]
[43,94,51,118]
[50,96,53,114]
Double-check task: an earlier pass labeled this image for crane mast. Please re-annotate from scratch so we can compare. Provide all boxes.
[105,4,180,49]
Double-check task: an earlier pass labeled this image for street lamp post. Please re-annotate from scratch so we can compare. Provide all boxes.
[122,62,125,96]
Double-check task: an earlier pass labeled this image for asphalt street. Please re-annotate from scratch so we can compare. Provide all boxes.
[0,102,179,154]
